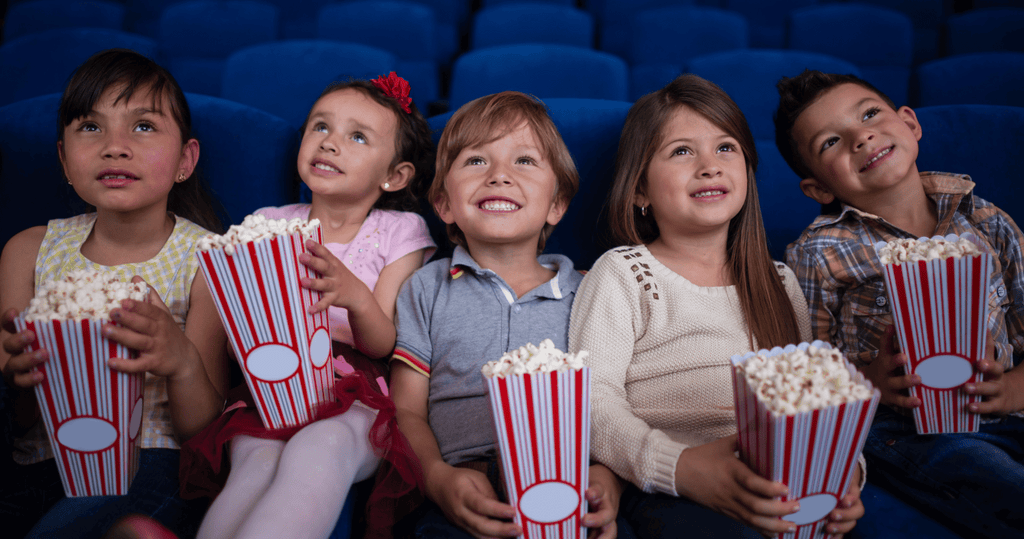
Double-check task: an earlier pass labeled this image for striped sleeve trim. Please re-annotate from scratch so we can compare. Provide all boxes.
[392,347,430,377]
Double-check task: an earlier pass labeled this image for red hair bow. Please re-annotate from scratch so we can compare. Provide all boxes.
[371,72,413,114]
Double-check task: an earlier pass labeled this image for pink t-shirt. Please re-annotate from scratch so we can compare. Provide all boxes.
[255,204,436,348]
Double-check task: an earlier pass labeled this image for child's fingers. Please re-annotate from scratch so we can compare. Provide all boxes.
[967,395,1005,415]
[886,370,920,391]
[101,324,154,353]
[3,349,47,388]
[307,298,332,315]
[458,504,520,539]
[885,392,922,409]
[589,521,617,539]
[467,496,516,521]
[299,276,330,293]
[108,306,159,337]
[1,308,20,334]
[2,328,36,355]
[736,467,788,499]
[745,513,798,536]
[107,356,152,374]
[975,358,1005,379]
[299,252,331,274]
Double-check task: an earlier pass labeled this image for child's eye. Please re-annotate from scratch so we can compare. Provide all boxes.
[820,136,839,152]
[351,132,367,144]
[515,156,536,165]
[465,156,485,166]
[312,122,328,133]
[862,107,881,121]
[717,143,737,153]
[671,146,691,156]
[133,122,155,132]
[78,122,99,132]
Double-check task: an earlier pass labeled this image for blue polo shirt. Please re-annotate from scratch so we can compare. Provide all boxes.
[392,246,583,465]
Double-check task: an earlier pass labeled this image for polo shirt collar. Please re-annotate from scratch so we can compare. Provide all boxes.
[449,245,581,301]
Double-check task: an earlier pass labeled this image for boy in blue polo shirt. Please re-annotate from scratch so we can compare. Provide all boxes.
[390,92,624,539]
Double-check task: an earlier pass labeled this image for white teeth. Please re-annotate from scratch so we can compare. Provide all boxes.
[480,200,520,211]
[314,163,340,173]
[865,147,891,167]
[101,175,132,180]
[692,190,724,198]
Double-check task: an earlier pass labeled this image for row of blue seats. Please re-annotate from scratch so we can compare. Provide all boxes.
[5,1,1024,102]
[2,91,1021,269]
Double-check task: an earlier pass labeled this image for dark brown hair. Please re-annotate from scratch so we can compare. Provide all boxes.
[429,91,579,252]
[774,70,897,214]
[58,48,223,232]
[300,79,435,212]
[609,74,801,350]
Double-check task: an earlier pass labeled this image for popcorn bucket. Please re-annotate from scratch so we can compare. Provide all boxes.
[486,368,591,539]
[731,342,880,539]
[13,317,144,497]
[875,234,993,434]
[198,226,334,430]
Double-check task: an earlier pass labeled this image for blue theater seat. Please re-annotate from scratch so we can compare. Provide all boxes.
[482,0,574,5]
[3,0,126,43]
[159,0,280,97]
[221,40,396,127]
[629,6,747,99]
[0,29,158,107]
[725,0,815,49]
[448,44,628,110]
[788,4,913,106]
[915,52,1024,107]
[316,1,440,107]
[471,3,595,50]
[427,98,632,269]
[857,0,943,64]
[407,0,472,64]
[687,50,860,140]
[754,139,819,261]
[914,104,1024,226]
[597,0,694,59]
[945,8,1024,56]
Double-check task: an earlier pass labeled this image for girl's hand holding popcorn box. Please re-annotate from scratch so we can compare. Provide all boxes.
[482,340,591,539]
[196,215,335,431]
[876,234,992,434]
[13,271,149,497]
[731,341,879,539]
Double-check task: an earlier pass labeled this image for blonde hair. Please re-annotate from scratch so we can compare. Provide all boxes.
[429,91,578,252]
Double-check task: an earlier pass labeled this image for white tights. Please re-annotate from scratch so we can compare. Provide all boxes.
[196,404,380,539]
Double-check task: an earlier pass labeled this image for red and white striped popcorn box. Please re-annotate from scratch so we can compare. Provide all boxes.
[874,234,993,434]
[731,342,880,539]
[198,225,334,430]
[13,316,145,497]
[486,367,591,539]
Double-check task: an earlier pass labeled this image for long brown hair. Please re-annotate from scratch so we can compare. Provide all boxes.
[608,74,800,350]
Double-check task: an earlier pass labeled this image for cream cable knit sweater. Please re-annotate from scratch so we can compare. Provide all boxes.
[568,245,811,495]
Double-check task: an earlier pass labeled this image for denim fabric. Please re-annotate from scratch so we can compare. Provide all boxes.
[864,406,1024,538]
[25,448,207,539]
[0,456,65,538]
[619,484,763,539]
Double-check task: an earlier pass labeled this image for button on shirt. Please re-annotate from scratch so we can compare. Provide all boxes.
[392,246,584,465]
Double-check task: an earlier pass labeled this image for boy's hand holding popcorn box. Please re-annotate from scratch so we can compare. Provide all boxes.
[482,340,590,539]
[197,214,334,430]
[13,271,149,496]
[876,234,992,434]
[731,341,879,539]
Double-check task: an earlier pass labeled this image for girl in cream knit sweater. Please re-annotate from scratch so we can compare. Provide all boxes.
[568,75,864,538]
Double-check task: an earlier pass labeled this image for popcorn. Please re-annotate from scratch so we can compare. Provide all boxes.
[737,345,873,416]
[23,271,148,322]
[878,236,981,265]
[197,214,321,255]
[481,339,588,378]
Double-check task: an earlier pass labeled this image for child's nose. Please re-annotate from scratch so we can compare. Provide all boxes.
[319,137,339,154]
[487,164,513,185]
[101,132,132,159]
[697,156,721,177]
[853,128,875,150]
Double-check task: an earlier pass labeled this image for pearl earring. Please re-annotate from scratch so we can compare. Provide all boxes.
[383,182,390,189]
[640,205,647,216]
[177,173,186,183]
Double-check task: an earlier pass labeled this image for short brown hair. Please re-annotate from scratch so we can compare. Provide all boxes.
[429,91,579,252]
[608,74,801,350]
[774,70,897,181]
[301,78,435,212]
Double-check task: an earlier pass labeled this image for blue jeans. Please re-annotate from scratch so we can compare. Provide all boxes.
[863,406,1024,538]
[25,448,207,539]
[619,484,762,539]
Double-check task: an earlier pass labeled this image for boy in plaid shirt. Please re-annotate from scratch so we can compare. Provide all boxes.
[775,70,1024,537]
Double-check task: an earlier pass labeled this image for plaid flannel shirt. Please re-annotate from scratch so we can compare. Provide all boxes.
[785,172,1024,374]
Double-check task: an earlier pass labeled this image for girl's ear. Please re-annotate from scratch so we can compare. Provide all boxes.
[633,190,649,214]
[177,138,200,180]
[384,161,415,192]
[57,140,69,179]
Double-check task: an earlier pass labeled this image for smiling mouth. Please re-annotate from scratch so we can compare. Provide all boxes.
[860,146,893,171]
[479,200,520,211]
[691,189,725,199]
[314,162,341,173]
[99,173,137,181]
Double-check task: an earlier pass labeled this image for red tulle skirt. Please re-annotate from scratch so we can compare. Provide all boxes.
[180,373,423,538]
